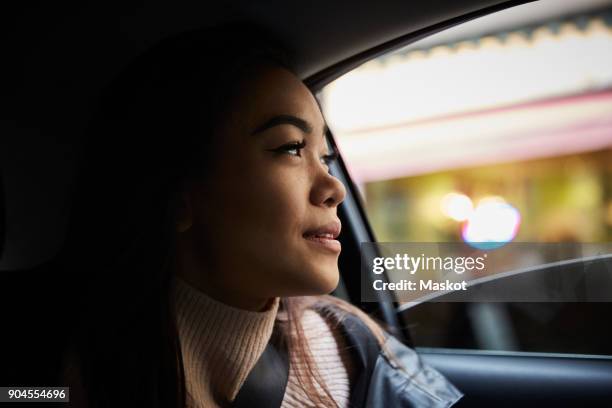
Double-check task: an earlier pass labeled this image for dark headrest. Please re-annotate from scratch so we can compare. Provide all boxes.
[0,133,77,271]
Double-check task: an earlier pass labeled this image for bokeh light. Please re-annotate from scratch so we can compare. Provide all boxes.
[440,192,474,221]
[462,200,522,249]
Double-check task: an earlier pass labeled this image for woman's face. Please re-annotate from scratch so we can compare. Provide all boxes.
[177,65,347,310]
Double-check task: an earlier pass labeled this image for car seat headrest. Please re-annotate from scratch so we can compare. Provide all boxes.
[0,133,77,271]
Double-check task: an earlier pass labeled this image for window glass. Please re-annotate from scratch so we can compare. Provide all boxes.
[322,0,612,354]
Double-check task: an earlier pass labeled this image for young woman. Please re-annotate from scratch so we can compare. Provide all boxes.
[59,22,462,408]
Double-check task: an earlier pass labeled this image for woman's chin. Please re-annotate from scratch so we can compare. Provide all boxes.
[307,266,340,295]
[272,263,340,297]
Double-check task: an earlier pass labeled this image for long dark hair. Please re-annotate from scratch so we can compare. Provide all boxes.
[59,22,385,408]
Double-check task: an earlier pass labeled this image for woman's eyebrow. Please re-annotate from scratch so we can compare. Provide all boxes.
[251,114,329,137]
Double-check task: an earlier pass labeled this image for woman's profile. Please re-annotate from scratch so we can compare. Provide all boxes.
[59,22,462,408]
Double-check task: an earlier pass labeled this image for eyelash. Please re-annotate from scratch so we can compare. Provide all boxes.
[321,149,339,166]
[269,141,339,166]
[272,141,306,156]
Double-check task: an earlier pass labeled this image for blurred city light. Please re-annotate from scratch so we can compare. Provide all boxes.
[462,201,521,248]
[440,192,474,221]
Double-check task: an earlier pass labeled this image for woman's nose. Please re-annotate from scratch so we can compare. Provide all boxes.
[310,169,347,208]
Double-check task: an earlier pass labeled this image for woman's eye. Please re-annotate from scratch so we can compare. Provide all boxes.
[320,148,339,166]
[269,141,306,157]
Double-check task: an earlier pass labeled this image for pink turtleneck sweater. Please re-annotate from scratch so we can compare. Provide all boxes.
[172,277,354,407]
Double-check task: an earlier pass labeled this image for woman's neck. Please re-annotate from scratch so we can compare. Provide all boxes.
[174,245,275,312]
[181,273,276,311]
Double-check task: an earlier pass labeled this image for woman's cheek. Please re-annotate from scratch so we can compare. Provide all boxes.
[231,153,309,228]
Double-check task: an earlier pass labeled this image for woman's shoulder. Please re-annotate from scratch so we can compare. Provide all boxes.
[293,297,360,395]
[306,295,387,344]
[290,296,465,407]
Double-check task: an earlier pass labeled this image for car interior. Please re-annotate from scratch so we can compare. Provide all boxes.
[3,0,612,406]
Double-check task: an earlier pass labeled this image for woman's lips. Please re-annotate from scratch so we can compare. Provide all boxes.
[303,233,341,253]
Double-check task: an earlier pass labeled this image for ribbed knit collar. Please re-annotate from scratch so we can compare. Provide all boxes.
[172,277,280,406]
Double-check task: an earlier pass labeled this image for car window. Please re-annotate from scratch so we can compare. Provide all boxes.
[321,0,612,355]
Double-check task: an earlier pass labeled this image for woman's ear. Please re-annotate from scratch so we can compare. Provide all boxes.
[176,190,194,233]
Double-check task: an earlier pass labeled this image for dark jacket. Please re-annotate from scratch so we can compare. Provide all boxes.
[340,311,463,407]
[233,306,463,408]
